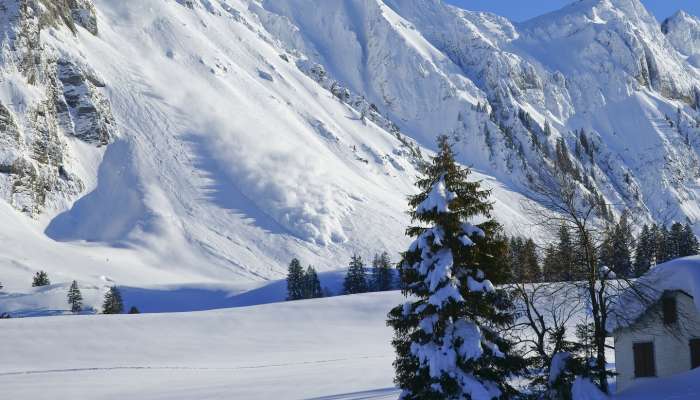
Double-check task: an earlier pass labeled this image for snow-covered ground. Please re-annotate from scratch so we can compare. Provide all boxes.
[1,292,402,400]
[1,287,697,400]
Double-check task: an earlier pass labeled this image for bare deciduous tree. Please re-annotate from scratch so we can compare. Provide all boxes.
[520,169,658,393]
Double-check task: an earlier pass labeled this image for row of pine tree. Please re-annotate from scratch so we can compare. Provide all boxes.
[506,218,699,283]
[0,271,138,317]
[285,251,396,300]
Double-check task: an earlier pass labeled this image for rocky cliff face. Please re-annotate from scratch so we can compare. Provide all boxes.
[0,0,115,215]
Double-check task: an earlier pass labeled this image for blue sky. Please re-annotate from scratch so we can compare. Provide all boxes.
[444,0,700,22]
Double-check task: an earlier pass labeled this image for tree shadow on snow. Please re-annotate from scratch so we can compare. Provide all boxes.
[119,270,347,313]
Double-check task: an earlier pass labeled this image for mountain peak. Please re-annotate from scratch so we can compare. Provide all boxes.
[662,8,700,61]
[521,0,657,33]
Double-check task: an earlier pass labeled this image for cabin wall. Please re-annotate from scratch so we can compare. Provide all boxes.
[614,292,700,392]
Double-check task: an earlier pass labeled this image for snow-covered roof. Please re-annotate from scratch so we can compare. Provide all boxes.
[607,256,700,333]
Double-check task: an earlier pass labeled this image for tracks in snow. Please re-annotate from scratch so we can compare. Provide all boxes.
[0,354,393,377]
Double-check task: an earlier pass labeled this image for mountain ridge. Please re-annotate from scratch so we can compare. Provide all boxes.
[2,0,700,314]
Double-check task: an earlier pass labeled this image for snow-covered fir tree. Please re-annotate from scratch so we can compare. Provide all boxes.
[546,226,576,282]
[286,258,306,300]
[681,223,700,257]
[67,280,83,313]
[507,237,540,283]
[655,224,671,264]
[343,254,368,294]
[32,271,50,287]
[303,266,323,299]
[371,251,394,291]
[600,212,633,278]
[634,224,654,277]
[387,135,524,399]
[102,286,124,314]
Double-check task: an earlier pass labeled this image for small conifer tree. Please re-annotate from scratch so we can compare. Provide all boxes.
[371,252,393,291]
[634,224,654,276]
[128,306,140,314]
[67,280,83,313]
[286,258,305,300]
[303,266,323,299]
[680,223,699,257]
[343,254,368,294]
[32,271,50,287]
[102,286,124,314]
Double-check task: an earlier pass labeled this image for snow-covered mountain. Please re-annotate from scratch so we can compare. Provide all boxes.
[3,0,700,310]
[663,10,700,67]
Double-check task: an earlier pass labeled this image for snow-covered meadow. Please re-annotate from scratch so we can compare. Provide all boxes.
[0,292,402,400]
[3,284,700,399]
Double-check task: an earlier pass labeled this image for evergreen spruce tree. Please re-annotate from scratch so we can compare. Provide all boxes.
[542,244,559,282]
[520,238,540,283]
[601,213,633,277]
[654,225,671,264]
[508,237,524,283]
[668,222,684,260]
[387,135,524,399]
[302,266,323,299]
[31,271,50,287]
[343,254,368,294]
[67,280,83,313]
[634,224,654,277]
[681,223,700,257]
[552,226,575,281]
[102,286,124,314]
[371,251,394,291]
[600,231,614,272]
[571,229,594,281]
[286,258,305,300]
[128,306,140,314]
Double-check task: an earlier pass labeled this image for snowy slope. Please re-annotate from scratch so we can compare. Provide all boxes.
[0,292,403,400]
[5,0,700,316]
[0,0,539,315]
[0,289,692,399]
[259,0,700,228]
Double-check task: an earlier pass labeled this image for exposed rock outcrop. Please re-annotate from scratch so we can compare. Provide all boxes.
[0,0,114,215]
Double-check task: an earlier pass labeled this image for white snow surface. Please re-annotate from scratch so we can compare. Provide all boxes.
[1,287,696,399]
[572,377,609,400]
[614,367,700,399]
[549,352,571,384]
[0,291,404,400]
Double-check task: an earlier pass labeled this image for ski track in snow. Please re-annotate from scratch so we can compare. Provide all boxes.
[0,355,392,377]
